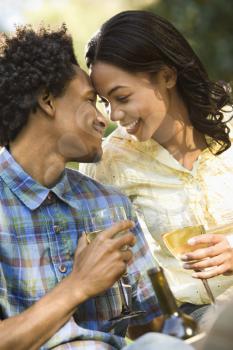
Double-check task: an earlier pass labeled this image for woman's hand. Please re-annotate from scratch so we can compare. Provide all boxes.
[181,233,233,278]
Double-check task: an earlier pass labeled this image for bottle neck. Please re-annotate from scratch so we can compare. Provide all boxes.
[148,267,179,316]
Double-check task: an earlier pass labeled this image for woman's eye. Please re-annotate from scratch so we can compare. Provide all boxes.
[116,95,129,102]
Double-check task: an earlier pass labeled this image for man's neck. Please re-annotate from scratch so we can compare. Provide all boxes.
[10,136,66,188]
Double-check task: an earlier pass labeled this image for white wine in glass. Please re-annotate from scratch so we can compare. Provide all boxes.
[163,225,207,260]
[162,225,215,304]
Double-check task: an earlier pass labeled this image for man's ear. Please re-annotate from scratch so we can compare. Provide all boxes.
[37,91,55,117]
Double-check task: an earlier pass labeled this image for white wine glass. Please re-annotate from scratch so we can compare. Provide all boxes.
[82,205,146,325]
[162,225,216,304]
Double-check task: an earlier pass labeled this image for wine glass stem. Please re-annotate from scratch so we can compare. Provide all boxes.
[201,278,215,305]
[117,280,130,313]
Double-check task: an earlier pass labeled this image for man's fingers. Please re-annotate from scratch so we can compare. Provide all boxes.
[76,232,89,254]
[121,248,133,263]
[99,220,135,240]
[113,232,136,249]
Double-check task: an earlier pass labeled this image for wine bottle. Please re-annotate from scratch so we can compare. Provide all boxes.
[148,266,198,340]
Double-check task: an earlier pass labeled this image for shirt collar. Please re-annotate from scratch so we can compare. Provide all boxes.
[109,127,193,173]
[110,126,214,174]
[0,148,81,210]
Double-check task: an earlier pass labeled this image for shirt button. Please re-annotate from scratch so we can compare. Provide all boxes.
[59,264,67,273]
[46,192,55,204]
[53,225,60,234]
[47,192,53,200]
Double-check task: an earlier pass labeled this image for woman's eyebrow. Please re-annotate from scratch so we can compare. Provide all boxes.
[108,85,127,96]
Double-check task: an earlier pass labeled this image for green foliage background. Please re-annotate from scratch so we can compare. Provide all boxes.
[143,0,233,83]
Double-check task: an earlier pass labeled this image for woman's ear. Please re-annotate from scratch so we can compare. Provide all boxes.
[162,66,177,89]
[37,91,55,117]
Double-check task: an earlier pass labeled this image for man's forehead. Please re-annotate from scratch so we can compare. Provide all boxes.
[73,66,95,94]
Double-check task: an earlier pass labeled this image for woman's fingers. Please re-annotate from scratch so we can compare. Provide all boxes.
[187,233,224,246]
[183,251,231,269]
[191,263,231,279]
[181,235,229,261]
[181,233,233,278]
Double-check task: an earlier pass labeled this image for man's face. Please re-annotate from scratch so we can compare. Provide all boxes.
[54,67,107,163]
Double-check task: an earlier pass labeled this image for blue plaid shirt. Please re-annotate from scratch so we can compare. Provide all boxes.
[0,148,160,349]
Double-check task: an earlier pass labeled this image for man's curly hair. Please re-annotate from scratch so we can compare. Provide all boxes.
[0,24,79,146]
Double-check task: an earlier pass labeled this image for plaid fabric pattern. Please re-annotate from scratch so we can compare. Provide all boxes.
[0,148,160,350]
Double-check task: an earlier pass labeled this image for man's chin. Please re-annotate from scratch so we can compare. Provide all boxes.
[84,154,102,163]
[77,150,103,164]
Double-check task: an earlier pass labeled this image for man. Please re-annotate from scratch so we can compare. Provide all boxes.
[0,25,192,350]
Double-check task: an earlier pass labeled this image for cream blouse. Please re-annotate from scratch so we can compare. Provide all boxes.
[80,111,233,305]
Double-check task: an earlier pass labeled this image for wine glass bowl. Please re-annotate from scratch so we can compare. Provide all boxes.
[163,225,207,260]
[162,224,216,304]
[163,222,233,259]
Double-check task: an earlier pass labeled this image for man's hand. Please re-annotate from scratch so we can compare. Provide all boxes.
[181,234,233,278]
[70,220,136,302]
[0,220,136,350]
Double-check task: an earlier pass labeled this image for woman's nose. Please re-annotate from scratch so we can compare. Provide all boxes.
[110,108,125,122]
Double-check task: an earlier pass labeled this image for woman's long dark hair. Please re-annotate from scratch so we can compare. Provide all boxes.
[86,10,232,154]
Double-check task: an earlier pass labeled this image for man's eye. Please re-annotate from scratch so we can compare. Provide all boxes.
[88,98,97,104]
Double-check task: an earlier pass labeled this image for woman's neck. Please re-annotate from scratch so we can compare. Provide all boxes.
[161,123,206,170]
[152,101,206,170]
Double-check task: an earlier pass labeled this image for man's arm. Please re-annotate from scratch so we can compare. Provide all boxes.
[0,275,84,350]
[0,221,135,350]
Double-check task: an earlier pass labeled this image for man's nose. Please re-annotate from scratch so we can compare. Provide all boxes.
[96,109,109,129]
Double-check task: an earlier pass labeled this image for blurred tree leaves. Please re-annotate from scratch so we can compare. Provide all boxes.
[22,0,232,139]
[142,0,233,84]
[23,0,152,70]
[9,0,233,83]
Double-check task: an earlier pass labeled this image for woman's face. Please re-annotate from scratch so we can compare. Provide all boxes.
[90,62,177,142]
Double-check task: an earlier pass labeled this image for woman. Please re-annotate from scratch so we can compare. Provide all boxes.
[80,10,233,317]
